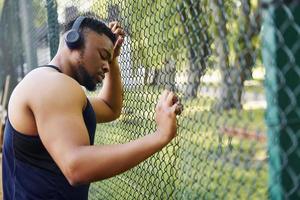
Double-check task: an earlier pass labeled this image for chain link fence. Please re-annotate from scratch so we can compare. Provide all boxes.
[86,1,267,198]
[1,0,300,199]
[262,1,300,199]
[0,0,51,99]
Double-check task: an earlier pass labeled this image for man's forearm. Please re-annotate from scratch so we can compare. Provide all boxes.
[98,58,123,115]
[66,131,168,185]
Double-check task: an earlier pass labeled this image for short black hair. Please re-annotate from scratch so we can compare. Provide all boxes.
[63,13,117,45]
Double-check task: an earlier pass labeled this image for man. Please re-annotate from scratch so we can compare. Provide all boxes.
[2,15,182,199]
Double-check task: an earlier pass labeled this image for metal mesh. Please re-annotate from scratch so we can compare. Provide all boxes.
[0,0,51,97]
[64,0,267,199]
[262,1,300,199]
[2,0,300,199]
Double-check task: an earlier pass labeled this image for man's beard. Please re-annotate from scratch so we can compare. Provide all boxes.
[76,64,99,91]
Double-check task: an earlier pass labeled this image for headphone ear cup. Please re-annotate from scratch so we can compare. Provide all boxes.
[65,30,82,49]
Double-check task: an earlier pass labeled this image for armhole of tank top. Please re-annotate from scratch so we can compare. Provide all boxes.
[83,98,89,112]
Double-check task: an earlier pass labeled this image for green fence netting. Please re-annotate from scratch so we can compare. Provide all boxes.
[262,1,300,199]
[1,0,300,199]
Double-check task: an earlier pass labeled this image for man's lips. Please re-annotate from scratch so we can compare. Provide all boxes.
[100,73,105,80]
[96,73,105,82]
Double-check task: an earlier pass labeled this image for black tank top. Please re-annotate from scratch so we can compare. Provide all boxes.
[3,65,97,200]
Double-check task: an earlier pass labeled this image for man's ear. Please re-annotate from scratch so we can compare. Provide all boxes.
[66,48,83,67]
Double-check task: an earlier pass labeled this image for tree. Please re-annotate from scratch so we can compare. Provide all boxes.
[0,0,23,105]
[230,0,261,109]
[210,0,231,109]
[91,0,180,87]
[19,0,38,73]
[178,0,211,99]
[0,0,4,16]
[46,0,59,58]
[125,0,179,86]
[213,0,261,110]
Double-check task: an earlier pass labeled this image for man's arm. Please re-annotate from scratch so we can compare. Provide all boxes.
[89,58,123,123]
[31,79,181,186]
[89,21,124,123]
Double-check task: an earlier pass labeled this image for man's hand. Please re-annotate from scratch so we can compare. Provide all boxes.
[108,21,125,59]
[155,90,183,144]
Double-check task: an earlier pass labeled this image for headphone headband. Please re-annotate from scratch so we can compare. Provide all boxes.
[71,16,86,32]
[65,16,86,49]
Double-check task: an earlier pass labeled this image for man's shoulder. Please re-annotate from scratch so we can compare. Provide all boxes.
[22,67,86,108]
[27,67,84,93]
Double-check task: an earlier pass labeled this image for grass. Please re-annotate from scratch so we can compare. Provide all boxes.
[201,66,266,95]
[199,80,265,95]
[88,85,268,200]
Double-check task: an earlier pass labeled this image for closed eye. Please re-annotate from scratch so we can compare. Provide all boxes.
[99,53,106,60]
[99,49,112,62]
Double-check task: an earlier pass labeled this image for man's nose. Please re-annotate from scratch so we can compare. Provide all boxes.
[102,63,109,73]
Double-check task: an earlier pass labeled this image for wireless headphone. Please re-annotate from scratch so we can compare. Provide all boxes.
[65,16,86,49]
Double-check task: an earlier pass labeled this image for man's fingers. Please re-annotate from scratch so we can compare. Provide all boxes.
[172,95,178,104]
[109,21,118,29]
[109,21,122,34]
[112,22,121,32]
[114,37,124,53]
[157,90,169,106]
[161,90,170,101]
[172,102,183,115]
[166,92,178,106]
[116,37,124,46]
[113,28,125,36]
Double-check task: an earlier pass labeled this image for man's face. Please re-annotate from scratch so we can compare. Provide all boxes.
[75,30,114,91]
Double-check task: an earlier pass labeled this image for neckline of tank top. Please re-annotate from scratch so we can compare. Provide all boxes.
[41,65,62,73]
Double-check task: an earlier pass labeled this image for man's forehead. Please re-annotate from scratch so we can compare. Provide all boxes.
[89,31,114,50]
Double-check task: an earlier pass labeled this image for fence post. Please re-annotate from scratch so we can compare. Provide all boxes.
[0,75,10,151]
[0,0,23,99]
[46,0,59,59]
[19,0,37,71]
[262,1,300,199]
